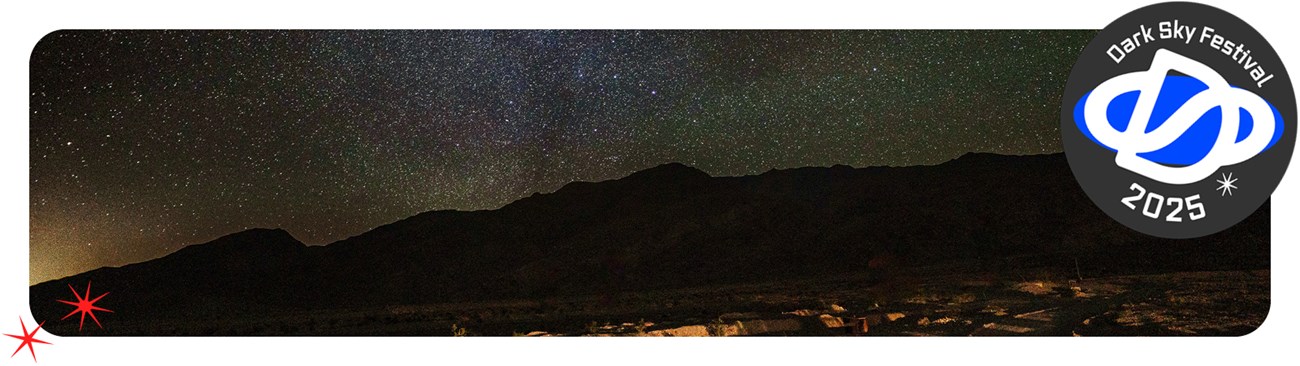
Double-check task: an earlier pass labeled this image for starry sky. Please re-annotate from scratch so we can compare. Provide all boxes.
[30,30,1092,284]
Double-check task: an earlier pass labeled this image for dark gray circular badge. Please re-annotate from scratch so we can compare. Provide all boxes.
[1062,2,1295,238]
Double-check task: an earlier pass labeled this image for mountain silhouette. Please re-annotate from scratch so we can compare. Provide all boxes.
[28,153,1269,334]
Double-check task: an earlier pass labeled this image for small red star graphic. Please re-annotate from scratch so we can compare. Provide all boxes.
[5,317,50,362]
[56,281,112,331]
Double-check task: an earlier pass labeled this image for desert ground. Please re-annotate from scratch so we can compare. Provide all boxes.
[85,266,1267,336]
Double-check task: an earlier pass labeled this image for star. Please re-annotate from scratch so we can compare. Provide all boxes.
[1215,172,1237,196]
[4,317,51,362]
[56,281,113,331]
[29,30,1092,284]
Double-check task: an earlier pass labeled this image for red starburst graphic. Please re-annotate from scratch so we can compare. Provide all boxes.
[5,317,50,362]
[57,281,112,331]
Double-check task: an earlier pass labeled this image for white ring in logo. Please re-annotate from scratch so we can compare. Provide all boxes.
[1084,48,1276,185]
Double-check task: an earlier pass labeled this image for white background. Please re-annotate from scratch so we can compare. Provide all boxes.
[1,0,1294,365]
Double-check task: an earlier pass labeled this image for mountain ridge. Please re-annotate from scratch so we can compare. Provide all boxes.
[29,152,1269,334]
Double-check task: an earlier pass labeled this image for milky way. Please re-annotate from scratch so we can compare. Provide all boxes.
[29,30,1092,283]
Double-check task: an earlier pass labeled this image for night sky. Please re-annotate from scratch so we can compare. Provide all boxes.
[29,30,1091,284]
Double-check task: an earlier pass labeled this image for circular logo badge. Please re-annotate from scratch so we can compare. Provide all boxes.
[1062,2,1295,238]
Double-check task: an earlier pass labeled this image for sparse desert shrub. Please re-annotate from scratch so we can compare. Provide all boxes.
[451,323,468,337]
[633,319,648,336]
[951,293,977,304]
[1012,281,1058,296]
[706,318,741,336]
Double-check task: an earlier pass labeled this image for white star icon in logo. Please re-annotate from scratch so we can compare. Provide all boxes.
[1215,172,1238,196]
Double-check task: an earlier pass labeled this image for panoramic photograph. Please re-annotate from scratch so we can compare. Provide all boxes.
[29,30,1268,336]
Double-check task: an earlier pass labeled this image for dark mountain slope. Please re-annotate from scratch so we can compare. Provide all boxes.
[30,153,1269,332]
